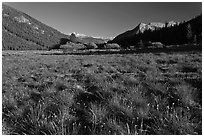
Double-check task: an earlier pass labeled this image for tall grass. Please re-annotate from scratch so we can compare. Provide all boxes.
[2,51,202,134]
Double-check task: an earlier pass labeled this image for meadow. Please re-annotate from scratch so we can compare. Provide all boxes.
[2,50,202,135]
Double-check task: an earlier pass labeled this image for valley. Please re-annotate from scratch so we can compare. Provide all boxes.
[2,50,202,135]
[2,2,202,135]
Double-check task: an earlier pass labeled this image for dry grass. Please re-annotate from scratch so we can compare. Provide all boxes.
[2,50,202,135]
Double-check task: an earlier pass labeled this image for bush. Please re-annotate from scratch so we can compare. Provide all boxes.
[151,42,164,48]
[60,43,86,53]
[85,42,98,49]
[60,44,75,53]
[105,43,120,49]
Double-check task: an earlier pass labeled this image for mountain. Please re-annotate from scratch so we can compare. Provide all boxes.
[110,15,201,47]
[69,32,109,44]
[71,32,112,40]
[111,21,178,44]
[79,36,110,44]
[2,4,69,50]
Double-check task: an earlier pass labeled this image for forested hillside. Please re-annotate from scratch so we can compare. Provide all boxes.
[110,15,202,48]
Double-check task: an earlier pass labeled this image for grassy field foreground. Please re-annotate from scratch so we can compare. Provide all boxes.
[2,50,202,135]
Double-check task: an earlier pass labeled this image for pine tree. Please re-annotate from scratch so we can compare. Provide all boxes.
[193,35,197,44]
[139,39,144,48]
[186,23,193,43]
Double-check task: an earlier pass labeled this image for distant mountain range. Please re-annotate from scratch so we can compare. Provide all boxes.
[69,32,110,44]
[71,32,112,40]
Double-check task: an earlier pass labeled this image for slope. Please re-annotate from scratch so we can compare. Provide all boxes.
[110,15,201,48]
[2,4,69,50]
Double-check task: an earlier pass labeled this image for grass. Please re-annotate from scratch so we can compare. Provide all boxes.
[2,50,202,135]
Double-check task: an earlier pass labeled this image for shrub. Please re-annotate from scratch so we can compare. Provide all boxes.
[152,42,164,48]
[85,42,98,49]
[105,43,120,49]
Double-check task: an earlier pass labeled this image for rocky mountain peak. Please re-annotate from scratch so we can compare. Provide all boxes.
[138,21,179,33]
[71,32,87,38]
[167,21,178,27]
[111,20,180,43]
[138,22,148,33]
[148,22,165,28]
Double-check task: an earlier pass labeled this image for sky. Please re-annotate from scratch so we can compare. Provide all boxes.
[4,2,202,38]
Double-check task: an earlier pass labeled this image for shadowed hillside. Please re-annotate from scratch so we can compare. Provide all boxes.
[110,15,202,48]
